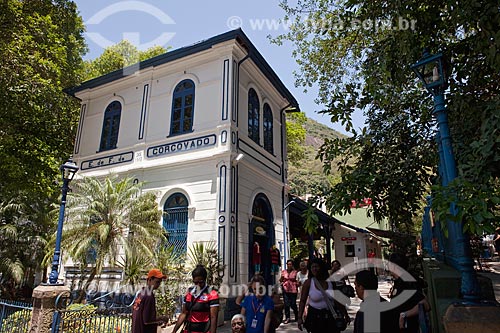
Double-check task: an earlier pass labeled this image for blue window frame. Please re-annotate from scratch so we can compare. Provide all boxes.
[263,103,273,154]
[163,193,189,255]
[170,80,195,136]
[248,88,260,143]
[99,101,121,151]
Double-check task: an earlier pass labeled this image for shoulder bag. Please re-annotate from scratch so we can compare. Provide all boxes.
[312,278,348,332]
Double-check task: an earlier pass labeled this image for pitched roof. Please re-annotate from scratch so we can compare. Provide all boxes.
[65,29,300,111]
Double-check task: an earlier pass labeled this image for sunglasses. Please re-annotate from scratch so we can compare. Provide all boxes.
[193,280,205,285]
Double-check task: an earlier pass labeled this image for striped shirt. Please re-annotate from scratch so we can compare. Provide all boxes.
[184,286,219,333]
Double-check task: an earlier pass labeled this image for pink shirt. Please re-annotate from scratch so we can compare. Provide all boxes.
[281,269,298,293]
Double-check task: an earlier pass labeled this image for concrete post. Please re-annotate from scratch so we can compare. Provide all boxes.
[29,284,69,333]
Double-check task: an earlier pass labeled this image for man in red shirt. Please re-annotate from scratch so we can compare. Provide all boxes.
[279,260,299,323]
[132,269,168,333]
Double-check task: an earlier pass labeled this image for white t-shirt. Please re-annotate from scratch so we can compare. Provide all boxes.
[329,268,346,282]
[297,271,308,285]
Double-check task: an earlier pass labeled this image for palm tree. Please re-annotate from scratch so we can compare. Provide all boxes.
[187,241,224,289]
[58,175,164,301]
[1,198,50,296]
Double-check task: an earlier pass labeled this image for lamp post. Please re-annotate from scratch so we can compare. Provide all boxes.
[48,158,79,285]
[411,50,479,300]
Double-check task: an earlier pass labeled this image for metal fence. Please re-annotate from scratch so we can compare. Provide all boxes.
[0,299,33,333]
[1,289,134,333]
[51,290,134,333]
[54,306,132,333]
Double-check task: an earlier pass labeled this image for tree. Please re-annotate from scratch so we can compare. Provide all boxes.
[286,112,307,164]
[275,0,500,233]
[287,116,343,196]
[187,241,224,289]
[0,0,86,199]
[83,40,167,81]
[54,176,164,300]
[0,0,86,289]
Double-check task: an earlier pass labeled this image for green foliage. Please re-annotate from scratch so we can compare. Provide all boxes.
[1,308,32,333]
[187,241,224,289]
[58,303,132,333]
[0,0,86,286]
[0,0,86,199]
[301,204,319,235]
[83,40,168,81]
[276,0,500,233]
[56,175,164,297]
[287,116,344,196]
[117,251,151,289]
[0,199,50,288]
[286,112,307,164]
[156,279,182,324]
[154,244,189,323]
[289,238,309,261]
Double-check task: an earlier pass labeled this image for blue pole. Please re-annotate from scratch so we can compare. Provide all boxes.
[434,133,447,261]
[48,178,70,285]
[433,93,480,300]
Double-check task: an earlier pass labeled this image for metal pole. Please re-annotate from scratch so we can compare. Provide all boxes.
[282,200,295,266]
[48,178,70,285]
[433,93,479,300]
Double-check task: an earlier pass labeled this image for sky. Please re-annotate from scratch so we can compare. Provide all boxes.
[73,0,364,135]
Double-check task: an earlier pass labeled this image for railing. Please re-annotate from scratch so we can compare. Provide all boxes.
[0,299,33,333]
[56,306,132,333]
[52,288,135,333]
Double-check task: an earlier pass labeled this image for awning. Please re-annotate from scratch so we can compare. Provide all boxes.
[367,227,407,239]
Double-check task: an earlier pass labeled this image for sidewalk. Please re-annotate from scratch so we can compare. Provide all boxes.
[161,266,500,333]
[476,258,500,303]
[170,277,393,333]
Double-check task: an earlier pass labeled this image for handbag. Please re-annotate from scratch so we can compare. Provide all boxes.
[313,278,348,331]
[339,284,355,298]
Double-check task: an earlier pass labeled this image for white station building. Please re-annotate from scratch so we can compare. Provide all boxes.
[67,29,300,287]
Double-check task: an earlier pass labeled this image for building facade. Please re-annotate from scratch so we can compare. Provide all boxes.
[67,29,299,287]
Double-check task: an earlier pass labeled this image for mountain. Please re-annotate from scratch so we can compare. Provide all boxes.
[288,117,346,196]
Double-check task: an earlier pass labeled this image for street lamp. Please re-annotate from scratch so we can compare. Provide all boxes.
[48,158,79,285]
[411,50,479,300]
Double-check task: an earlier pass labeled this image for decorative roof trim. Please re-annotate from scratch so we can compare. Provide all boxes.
[65,29,299,111]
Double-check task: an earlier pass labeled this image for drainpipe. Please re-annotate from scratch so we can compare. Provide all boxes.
[282,200,296,266]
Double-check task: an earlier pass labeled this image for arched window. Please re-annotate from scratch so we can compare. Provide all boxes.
[99,101,121,151]
[163,193,189,254]
[170,80,195,136]
[248,88,260,143]
[249,194,275,282]
[263,103,273,154]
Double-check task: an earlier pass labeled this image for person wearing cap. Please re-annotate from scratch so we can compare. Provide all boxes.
[132,268,169,333]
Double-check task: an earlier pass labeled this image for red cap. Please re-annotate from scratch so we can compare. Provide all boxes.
[147,269,166,279]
